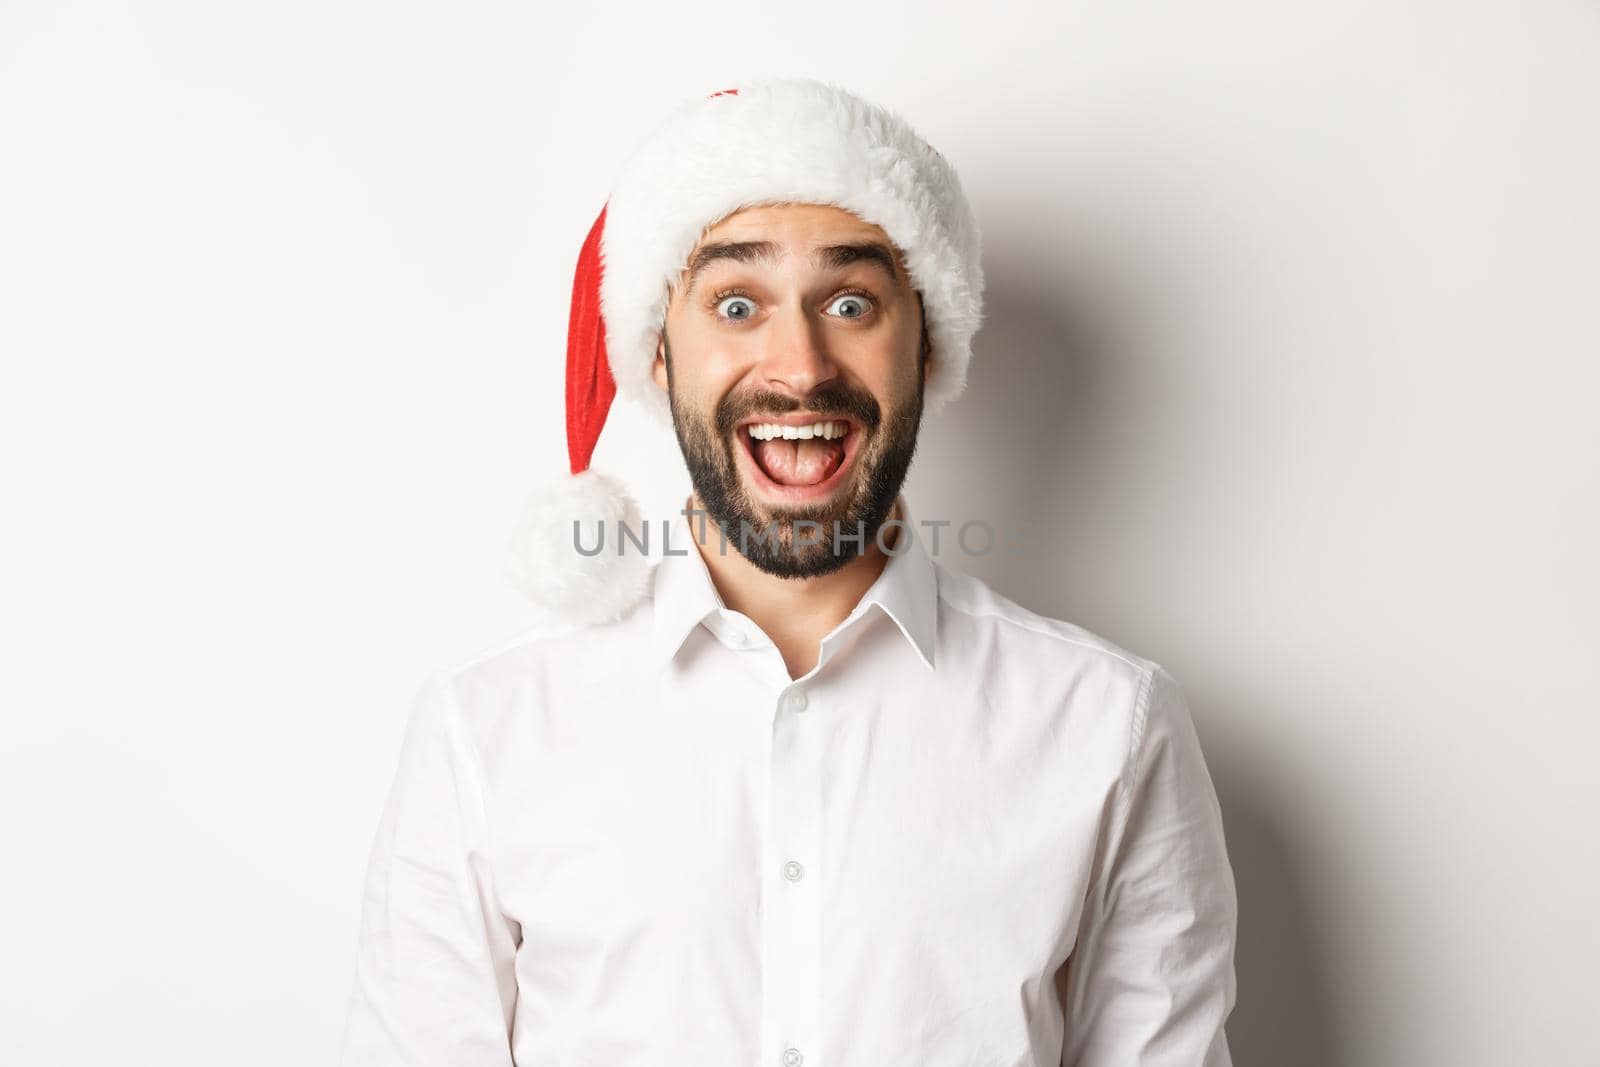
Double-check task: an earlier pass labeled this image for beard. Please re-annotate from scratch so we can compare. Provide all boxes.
[663,334,925,580]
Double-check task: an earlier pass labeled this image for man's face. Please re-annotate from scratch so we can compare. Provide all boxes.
[651,202,930,579]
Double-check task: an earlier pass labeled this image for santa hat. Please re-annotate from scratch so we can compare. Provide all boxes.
[504,76,985,626]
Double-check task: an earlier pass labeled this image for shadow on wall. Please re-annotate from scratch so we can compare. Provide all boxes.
[917,263,1343,1064]
[1215,765,1343,1066]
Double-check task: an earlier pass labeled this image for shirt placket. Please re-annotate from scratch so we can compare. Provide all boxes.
[760,675,821,1067]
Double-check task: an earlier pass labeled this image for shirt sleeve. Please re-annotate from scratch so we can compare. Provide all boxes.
[339,673,521,1066]
[1058,663,1239,1066]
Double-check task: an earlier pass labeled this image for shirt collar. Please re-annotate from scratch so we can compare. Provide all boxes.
[649,494,938,672]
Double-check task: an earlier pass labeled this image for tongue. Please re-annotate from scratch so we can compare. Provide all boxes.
[754,438,845,487]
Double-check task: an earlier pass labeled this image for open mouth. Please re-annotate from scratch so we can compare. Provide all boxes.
[733,414,864,504]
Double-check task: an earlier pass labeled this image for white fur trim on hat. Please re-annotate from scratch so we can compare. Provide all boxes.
[598,77,985,426]
[503,468,653,626]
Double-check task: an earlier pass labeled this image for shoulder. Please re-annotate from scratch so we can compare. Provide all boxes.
[424,590,657,723]
[933,559,1158,682]
[931,560,1181,789]
[936,565,1212,773]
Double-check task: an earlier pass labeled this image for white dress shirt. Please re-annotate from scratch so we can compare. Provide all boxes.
[339,494,1238,1066]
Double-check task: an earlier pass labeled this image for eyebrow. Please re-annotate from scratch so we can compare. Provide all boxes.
[682,239,902,295]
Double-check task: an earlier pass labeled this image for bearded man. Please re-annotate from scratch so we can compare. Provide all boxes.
[340,77,1238,1067]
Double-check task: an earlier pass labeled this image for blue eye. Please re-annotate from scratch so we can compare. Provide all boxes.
[826,292,874,319]
[715,295,756,321]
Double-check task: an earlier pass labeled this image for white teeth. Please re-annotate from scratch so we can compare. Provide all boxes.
[744,420,849,441]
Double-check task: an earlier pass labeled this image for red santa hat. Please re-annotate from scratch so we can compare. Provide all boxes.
[504,77,986,626]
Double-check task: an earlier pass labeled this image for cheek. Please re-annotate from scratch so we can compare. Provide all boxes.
[855,338,921,398]
[669,331,759,397]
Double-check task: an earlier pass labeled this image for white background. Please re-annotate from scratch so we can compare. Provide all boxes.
[3,2,1597,1064]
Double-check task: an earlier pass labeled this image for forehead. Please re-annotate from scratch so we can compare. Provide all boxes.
[701,201,891,245]
[677,202,911,293]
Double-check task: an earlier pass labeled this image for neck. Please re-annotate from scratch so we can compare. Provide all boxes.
[684,492,902,676]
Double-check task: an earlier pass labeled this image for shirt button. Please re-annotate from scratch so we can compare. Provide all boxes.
[783,860,805,882]
[782,1049,803,1067]
[727,629,749,647]
[785,689,808,713]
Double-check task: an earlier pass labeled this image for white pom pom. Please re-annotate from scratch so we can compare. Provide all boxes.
[503,468,653,626]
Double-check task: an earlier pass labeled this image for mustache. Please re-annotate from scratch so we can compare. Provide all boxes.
[714,384,881,439]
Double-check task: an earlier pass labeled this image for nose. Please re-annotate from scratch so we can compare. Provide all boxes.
[756,300,839,399]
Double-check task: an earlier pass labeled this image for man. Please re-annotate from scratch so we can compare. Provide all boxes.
[340,77,1238,1066]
